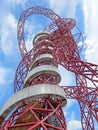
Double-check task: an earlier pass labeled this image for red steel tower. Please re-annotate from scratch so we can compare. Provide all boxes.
[0,6,98,130]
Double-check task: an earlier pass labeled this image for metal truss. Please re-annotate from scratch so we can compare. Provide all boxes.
[1,98,67,130]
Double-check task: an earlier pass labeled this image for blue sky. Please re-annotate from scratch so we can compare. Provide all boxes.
[0,0,98,130]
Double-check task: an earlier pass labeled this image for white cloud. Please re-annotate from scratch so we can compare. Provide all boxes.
[24,20,35,51]
[49,0,80,17]
[63,99,76,118]
[0,13,18,56]
[84,38,98,64]
[63,100,81,130]
[6,0,27,5]
[0,66,14,108]
[0,67,13,85]
[49,0,66,14]
[66,99,76,109]
[68,120,81,130]
[81,0,98,64]
[59,65,75,86]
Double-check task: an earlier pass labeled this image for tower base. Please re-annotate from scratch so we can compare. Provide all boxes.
[1,97,67,130]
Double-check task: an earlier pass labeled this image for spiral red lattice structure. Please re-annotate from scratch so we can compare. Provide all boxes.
[0,6,98,130]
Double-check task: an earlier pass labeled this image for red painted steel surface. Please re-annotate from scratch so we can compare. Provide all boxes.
[1,98,67,130]
[1,6,98,130]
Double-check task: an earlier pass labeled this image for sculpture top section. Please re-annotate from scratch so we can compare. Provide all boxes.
[17,6,76,57]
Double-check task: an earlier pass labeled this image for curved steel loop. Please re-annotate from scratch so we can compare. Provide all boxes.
[17,6,62,57]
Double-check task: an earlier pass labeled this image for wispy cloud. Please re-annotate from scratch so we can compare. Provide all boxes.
[59,65,75,86]
[0,66,13,85]
[0,66,14,108]
[0,13,18,56]
[49,0,80,18]
[81,0,98,64]
[63,99,76,117]
[6,0,27,5]
[68,120,81,130]
[63,100,81,130]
